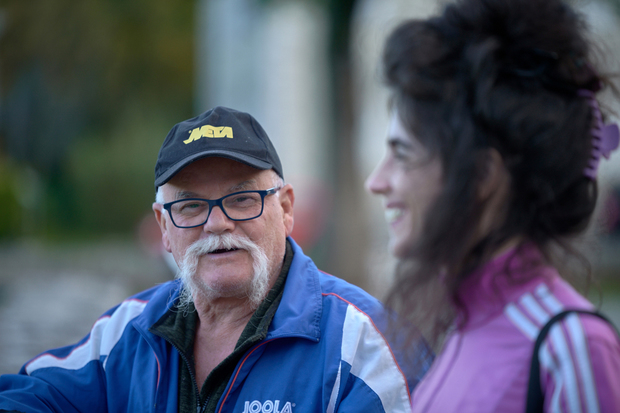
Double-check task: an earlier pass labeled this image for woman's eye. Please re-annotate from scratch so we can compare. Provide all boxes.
[390,143,413,162]
[394,149,410,161]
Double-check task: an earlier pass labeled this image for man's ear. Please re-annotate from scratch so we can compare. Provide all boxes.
[279,184,295,237]
[153,203,172,253]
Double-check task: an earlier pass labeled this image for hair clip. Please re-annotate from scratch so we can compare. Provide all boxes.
[577,89,620,180]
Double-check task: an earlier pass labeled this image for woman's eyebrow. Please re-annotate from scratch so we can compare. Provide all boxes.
[387,136,413,149]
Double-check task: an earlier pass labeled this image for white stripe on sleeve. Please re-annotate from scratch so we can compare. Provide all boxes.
[340,304,412,413]
[535,283,600,413]
[521,292,551,325]
[565,314,599,413]
[504,303,538,340]
[326,362,342,413]
[547,323,582,413]
[26,299,147,374]
[506,290,564,412]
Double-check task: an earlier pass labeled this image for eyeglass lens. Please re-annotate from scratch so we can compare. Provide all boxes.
[170,192,264,227]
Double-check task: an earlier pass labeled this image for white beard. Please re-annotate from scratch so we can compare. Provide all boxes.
[175,233,271,312]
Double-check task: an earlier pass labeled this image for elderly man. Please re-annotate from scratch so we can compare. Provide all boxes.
[0,107,430,413]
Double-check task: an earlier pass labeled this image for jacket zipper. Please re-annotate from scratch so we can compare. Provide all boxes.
[169,341,204,413]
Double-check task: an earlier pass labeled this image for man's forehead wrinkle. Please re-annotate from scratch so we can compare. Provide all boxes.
[175,190,201,200]
[229,179,258,192]
[170,179,259,200]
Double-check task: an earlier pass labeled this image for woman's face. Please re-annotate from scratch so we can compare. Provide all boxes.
[365,111,443,258]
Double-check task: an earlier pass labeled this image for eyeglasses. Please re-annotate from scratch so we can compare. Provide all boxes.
[163,187,281,229]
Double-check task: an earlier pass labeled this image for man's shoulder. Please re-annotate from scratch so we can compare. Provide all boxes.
[316,270,381,306]
[95,279,181,333]
[308,270,394,337]
[287,238,384,314]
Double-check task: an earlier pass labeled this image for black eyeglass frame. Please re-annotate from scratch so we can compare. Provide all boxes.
[162,186,281,229]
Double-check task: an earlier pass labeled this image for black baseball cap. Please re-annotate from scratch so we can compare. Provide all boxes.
[154,106,283,189]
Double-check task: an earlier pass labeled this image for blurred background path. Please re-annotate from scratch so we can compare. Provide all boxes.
[0,239,172,374]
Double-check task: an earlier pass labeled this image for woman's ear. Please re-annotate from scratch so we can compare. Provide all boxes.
[476,148,511,238]
[478,148,509,202]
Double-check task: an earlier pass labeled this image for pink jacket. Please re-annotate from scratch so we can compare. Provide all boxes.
[411,245,620,413]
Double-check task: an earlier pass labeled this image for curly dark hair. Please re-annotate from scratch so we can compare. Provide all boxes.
[382,0,610,347]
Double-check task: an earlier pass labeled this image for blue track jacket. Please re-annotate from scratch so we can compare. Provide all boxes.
[0,238,430,412]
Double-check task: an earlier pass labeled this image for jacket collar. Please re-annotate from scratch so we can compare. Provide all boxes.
[266,237,322,341]
[456,243,553,331]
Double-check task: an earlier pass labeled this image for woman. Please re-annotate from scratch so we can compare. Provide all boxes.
[366,0,620,411]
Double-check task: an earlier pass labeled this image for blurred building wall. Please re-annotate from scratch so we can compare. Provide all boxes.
[195,0,333,260]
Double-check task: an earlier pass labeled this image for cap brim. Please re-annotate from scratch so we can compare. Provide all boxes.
[154,150,274,188]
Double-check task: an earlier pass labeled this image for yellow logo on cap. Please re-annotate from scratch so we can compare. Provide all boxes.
[183,125,233,144]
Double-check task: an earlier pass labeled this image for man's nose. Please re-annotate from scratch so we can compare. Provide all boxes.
[203,205,235,234]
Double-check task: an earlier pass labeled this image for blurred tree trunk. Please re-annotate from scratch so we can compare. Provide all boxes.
[324,0,371,291]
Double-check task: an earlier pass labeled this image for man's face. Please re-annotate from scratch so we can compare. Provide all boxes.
[153,157,294,304]
[365,112,443,258]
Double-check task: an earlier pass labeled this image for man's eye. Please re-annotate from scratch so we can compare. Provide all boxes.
[232,195,258,205]
[178,201,206,214]
[225,193,261,209]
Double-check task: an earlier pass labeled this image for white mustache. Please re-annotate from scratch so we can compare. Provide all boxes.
[175,232,271,311]
[185,233,256,257]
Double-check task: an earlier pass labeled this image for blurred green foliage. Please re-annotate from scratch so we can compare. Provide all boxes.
[65,105,177,237]
[0,159,22,238]
[0,0,195,240]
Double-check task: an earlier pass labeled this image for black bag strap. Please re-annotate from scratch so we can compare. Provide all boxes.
[525,309,619,413]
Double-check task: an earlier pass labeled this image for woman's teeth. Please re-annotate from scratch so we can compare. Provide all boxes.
[385,208,403,224]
